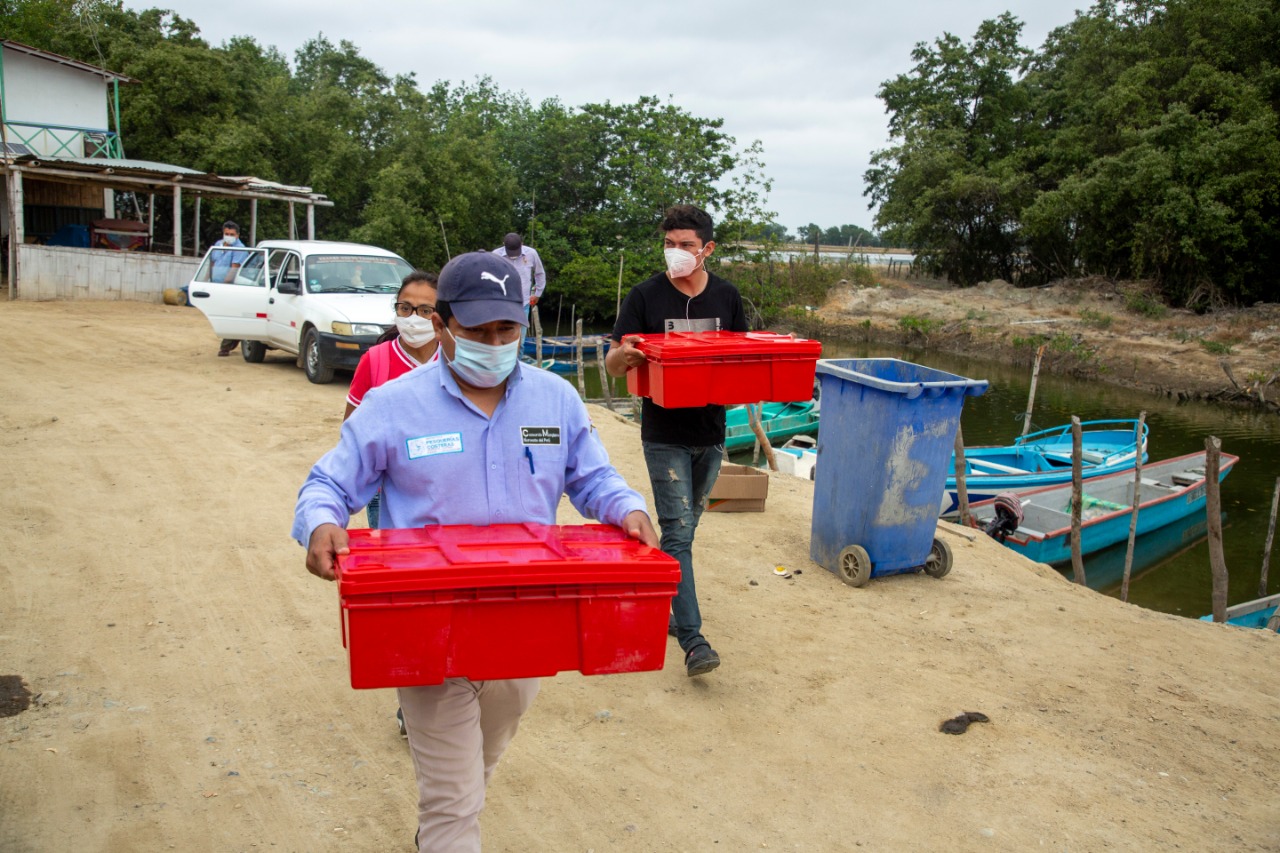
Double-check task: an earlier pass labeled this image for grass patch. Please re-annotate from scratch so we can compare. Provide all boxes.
[1078,308,1113,329]
[898,315,942,336]
[1200,339,1234,355]
[1125,292,1168,318]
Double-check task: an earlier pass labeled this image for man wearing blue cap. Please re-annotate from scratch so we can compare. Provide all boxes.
[293,250,659,852]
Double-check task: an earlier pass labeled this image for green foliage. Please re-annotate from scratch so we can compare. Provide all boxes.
[867,0,1280,304]
[898,315,942,336]
[1,3,777,322]
[1078,308,1114,328]
[1125,291,1168,318]
[1200,339,1234,355]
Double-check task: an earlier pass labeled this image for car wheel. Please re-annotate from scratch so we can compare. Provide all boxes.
[303,328,335,384]
[241,340,266,363]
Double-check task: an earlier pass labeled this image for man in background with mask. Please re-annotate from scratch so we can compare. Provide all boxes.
[605,204,748,678]
[491,232,546,316]
[212,221,249,357]
[294,250,659,852]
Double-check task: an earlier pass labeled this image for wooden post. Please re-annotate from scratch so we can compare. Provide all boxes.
[1022,344,1047,437]
[306,203,315,240]
[1070,416,1086,586]
[148,192,155,247]
[249,198,257,246]
[555,294,563,338]
[1120,412,1147,603]
[1205,436,1227,621]
[748,403,778,471]
[531,305,543,366]
[6,166,22,298]
[194,194,201,256]
[172,184,182,256]
[953,424,970,526]
[615,250,625,318]
[596,342,612,410]
[1259,476,1280,598]
[574,319,586,401]
[288,201,296,239]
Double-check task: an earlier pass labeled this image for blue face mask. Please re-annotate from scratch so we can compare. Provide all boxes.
[444,326,520,388]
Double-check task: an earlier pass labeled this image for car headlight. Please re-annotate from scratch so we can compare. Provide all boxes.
[330,322,385,337]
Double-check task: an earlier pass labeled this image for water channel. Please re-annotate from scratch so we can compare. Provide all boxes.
[571,334,1280,620]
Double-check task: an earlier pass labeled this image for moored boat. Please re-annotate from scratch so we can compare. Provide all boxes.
[523,335,610,359]
[965,449,1238,565]
[942,419,1148,515]
[1199,593,1280,631]
[724,401,820,453]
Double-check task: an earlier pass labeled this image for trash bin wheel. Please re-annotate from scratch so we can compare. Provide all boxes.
[837,545,873,587]
[922,537,953,578]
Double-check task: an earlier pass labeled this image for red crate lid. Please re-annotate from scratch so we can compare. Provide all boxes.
[337,523,680,596]
[631,331,821,361]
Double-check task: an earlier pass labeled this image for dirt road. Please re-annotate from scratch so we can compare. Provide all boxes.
[1,300,1277,851]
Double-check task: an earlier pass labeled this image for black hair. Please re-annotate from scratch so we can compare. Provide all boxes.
[222,220,240,233]
[376,270,441,343]
[434,299,454,324]
[661,204,713,244]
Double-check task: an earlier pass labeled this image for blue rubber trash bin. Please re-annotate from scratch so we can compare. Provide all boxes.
[810,358,988,586]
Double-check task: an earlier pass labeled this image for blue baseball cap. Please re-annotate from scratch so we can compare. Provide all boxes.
[437,251,528,327]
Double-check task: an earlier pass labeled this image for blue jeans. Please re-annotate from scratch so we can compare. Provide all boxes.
[643,442,723,653]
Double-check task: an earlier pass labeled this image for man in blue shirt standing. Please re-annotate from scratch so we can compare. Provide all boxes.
[294,251,659,853]
[211,220,249,356]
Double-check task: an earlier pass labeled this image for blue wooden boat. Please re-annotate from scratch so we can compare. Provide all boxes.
[965,450,1238,565]
[523,335,610,359]
[724,401,819,452]
[520,355,578,375]
[941,419,1148,515]
[1199,593,1280,631]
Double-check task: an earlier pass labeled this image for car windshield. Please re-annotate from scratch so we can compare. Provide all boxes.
[194,247,269,286]
[306,255,414,294]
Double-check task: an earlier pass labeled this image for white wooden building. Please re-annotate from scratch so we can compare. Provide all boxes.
[1,40,331,302]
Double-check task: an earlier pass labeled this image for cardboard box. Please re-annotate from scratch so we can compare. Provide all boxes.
[336,524,681,688]
[707,464,769,512]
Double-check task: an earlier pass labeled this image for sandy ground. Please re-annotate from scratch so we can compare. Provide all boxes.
[1,299,1278,852]
[814,276,1280,405]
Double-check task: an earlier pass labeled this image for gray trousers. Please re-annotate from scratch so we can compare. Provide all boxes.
[398,677,540,852]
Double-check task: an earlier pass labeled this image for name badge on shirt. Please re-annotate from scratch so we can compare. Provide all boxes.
[520,426,561,446]
[407,432,463,459]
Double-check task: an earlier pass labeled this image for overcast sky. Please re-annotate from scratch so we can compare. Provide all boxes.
[129,0,1082,234]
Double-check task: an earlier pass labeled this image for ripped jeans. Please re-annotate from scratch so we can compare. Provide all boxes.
[642,441,723,653]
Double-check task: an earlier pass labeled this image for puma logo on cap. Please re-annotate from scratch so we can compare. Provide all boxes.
[479,271,510,296]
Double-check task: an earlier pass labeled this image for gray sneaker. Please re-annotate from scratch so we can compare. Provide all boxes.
[396,707,407,739]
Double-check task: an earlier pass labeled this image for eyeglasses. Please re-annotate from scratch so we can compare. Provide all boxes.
[393,301,436,319]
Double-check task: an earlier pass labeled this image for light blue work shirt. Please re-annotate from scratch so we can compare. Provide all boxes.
[209,238,248,282]
[292,360,647,544]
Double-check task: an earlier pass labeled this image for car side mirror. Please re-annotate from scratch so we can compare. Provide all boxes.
[277,276,300,295]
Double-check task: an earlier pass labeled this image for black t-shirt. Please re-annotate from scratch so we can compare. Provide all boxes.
[611,270,749,445]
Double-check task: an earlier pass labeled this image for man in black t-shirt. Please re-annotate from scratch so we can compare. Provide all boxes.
[606,204,749,678]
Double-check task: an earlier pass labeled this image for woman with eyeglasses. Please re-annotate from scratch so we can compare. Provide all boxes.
[343,270,440,529]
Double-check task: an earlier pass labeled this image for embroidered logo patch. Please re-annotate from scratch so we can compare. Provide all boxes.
[520,426,561,446]
[407,432,463,459]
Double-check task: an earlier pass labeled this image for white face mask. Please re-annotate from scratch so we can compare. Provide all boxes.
[223,235,237,245]
[395,315,436,348]
[443,327,520,388]
[665,246,705,278]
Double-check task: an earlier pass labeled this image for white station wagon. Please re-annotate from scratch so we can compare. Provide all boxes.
[187,239,415,383]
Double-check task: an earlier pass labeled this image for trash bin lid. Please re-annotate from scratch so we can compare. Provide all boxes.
[816,358,987,400]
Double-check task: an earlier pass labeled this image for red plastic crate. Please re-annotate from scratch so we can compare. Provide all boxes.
[335,523,681,688]
[625,331,822,408]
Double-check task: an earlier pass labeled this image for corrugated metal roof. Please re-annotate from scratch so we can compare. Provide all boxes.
[34,156,203,175]
[9,155,333,205]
